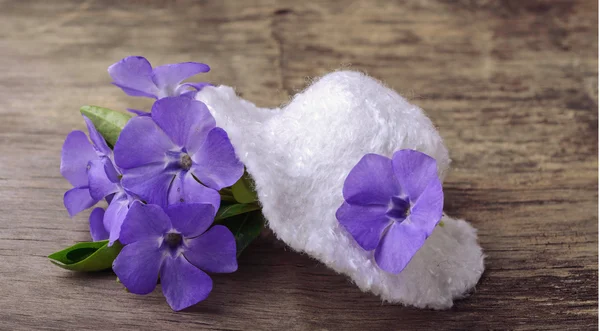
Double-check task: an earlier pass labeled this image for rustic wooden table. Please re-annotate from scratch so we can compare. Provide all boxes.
[0,0,597,330]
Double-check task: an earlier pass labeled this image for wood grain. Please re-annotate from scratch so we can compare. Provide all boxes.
[0,0,597,330]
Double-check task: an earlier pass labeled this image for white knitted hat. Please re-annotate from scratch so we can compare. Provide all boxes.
[196,71,484,309]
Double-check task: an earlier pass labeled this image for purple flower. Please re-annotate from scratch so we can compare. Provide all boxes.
[60,116,135,244]
[60,117,114,217]
[90,191,136,246]
[114,96,244,209]
[108,56,212,100]
[87,145,135,245]
[126,108,150,117]
[89,207,109,241]
[113,201,237,311]
[336,150,444,274]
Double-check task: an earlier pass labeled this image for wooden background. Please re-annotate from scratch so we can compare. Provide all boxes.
[0,0,597,330]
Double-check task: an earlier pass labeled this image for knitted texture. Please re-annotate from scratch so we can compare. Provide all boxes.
[196,71,484,309]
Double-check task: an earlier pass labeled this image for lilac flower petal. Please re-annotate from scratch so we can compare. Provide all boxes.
[410,179,444,235]
[105,195,130,246]
[374,222,426,274]
[165,203,215,238]
[88,159,119,201]
[160,255,213,311]
[387,196,410,221]
[113,239,163,295]
[151,97,216,150]
[89,207,109,241]
[173,82,212,98]
[181,82,213,91]
[103,158,121,183]
[112,83,158,99]
[343,154,399,206]
[336,202,390,251]
[121,164,175,207]
[105,193,116,204]
[108,56,159,98]
[185,225,238,273]
[64,187,97,217]
[119,201,171,244]
[152,62,210,91]
[83,116,111,155]
[392,150,439,201]
[126,108,150,117]
[114,116,176,169]
[167,171,221,209]
[190,128,244,190]
[178,90,198,99]
[60,131,97,188]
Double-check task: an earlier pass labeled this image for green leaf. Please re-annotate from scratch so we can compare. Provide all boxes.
[231,172,258,203]
[215,202,261,221]
[48,240,123,272]
[218,211,265,256]
[80,105,132,147]
[218,187,237,202]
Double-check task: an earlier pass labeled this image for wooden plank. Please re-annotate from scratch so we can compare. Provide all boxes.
[0,0,596,329]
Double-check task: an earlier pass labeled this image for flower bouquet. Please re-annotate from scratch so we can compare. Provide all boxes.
[50,56,484,311]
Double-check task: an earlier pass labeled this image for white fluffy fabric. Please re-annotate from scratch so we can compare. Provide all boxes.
[196,71,484,309]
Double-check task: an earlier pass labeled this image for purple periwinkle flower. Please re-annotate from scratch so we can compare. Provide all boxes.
[126,108,151,117]
[89,190,136,246]
[86,144,136,245]
[336,150,444,274]
[108,56,212,100]
[60,116,113,217]
[89,207,108,241]
[113,201,237,311]
[60,116,135,244]
[114,96,244,209]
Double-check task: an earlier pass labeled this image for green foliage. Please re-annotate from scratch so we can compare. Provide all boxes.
[217,211,265,256]
[48,240,122,272]
[231,172,258,203]
[215,202,261,221]
[80,105,131,147]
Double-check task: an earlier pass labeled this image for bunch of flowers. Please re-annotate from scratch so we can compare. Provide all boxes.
[51,56,446,311]
[50,56,263,311]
